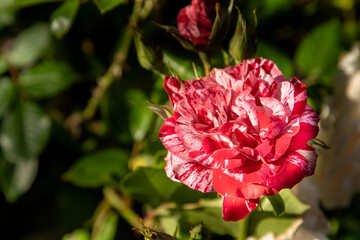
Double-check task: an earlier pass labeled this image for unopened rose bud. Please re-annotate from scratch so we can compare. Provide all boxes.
[177,0,221,47]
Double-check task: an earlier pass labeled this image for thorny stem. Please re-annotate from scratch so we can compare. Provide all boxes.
[82,0,146,121]
[104,186,143,230]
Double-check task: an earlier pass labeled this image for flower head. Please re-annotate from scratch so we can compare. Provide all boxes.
[159,58,319,221]
[177,0,220,47]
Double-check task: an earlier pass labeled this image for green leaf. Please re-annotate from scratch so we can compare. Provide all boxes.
[8,23,50,67]
[0,157,38,202]
[93,210,118,240]
[278,189,310,215]
[121,167,182,206]
[125,89,153,141]
[250,214,300,238]
[63,149,129,188]
[250,0,292,20]
[18,61,78,98]
[249,189,310,237]
[133,30,166,73]
[62,229,90,240]
[189,223,210,240]
[0,77,16,116]
[0,55,9,75]
[0,0,60,9]
[182,198,240,238]
[93,0,128,14]
[0,9,15,30]
[255,41,294,78]
[295,19,343,84]
[50,0,80,38]
[265,193,285,216]
[0,101,51,163]
[169,184,217,204]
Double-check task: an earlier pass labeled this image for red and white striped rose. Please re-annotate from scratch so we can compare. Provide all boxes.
[159,58,319,221]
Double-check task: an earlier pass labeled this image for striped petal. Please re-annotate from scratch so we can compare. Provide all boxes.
[166,153,214,193]
[222,195,259,221]
[289,104,319,151]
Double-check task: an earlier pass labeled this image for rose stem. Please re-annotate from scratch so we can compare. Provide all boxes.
[237,215,250,240]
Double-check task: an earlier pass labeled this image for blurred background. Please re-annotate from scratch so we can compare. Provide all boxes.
[0,0,359,239]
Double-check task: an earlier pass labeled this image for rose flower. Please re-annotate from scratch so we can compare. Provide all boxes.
[159,58,319,221]
[177,0,220,47]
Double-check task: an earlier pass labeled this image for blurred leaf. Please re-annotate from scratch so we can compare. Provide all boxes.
[169,184,217,204]
[121,167,182,206]
[125,89,153,141]
[0,0,59,9]
[0,55,9,75]
[93,0,128,14]
[0,157,38,202]
[101,87,132,144]
[249,189,310,237]
[255,41,294,77]
[261,189,310,215]
[8,23,50,67]
[278,189,310,215]
[189,223,210,240]
[251,0,292,20]
[295,19,343,84]
[62,229,91,240]
[265,193,285,216]
[163,51,204,80]
[93,210,118,240]
[0,77,16,116]
[158,215,178,239]
[18,61,78,98]
[0,101,51,163]
[133,30,166,73]
[0,9,15,29]
[50,0,80,38]
[64,149,129,188]
[182,198,240,238]
[332,0,354,11]
[250,214,299,238]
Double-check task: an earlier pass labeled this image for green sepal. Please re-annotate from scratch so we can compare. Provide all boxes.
[228,8,257,63]
[133,29,167,74]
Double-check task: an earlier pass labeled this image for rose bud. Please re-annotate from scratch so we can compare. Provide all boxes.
[159,58,319,221]
[177,0,221,47]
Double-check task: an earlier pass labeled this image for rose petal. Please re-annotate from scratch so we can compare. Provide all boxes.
[164,76,181,108]
[267,157,307,190]
[222,195,259,221]
[159,117,189,161]
[295,144,318,176]
[273,117,300,160]
[290,77,307,117]
[213,168,278,199]
[167,153,215,193]
[289,104,319,151]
